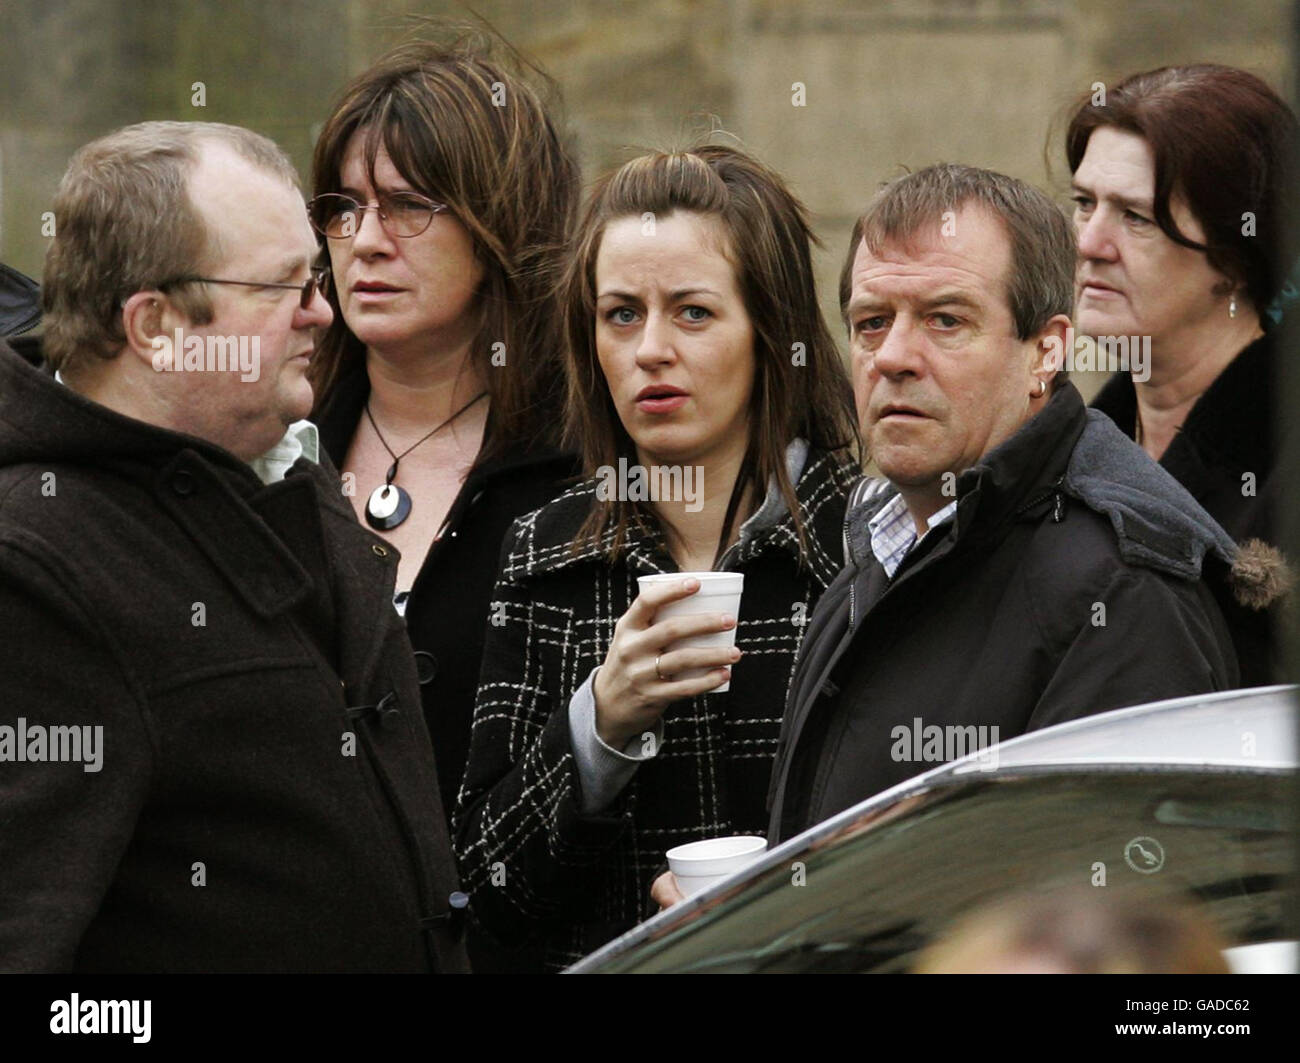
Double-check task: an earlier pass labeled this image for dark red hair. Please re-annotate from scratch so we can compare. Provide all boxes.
[1065,65,1299,323]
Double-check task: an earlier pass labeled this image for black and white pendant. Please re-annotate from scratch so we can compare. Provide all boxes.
[365,482,411,531]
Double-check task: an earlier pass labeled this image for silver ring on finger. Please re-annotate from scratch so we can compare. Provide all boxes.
[655,654,669,682]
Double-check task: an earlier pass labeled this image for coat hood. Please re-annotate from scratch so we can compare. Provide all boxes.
[0,338,262,488]
[844,383,1289,609]
[1065,408,1290,610]
[1063,408,1236,578]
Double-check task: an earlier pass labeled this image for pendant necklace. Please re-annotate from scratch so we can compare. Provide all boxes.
[363,391,487,531]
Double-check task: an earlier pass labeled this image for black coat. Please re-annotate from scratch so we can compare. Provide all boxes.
[314,360,577,972]
[767,384,1240,844]
[455,448,859,970]
[1091,333,1285,683]
[0,339,469,973]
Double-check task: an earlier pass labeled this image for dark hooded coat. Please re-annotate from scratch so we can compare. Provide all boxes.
[0,339,469,973]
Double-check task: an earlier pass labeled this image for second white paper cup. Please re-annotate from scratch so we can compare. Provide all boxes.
[637,572,744,691]
[666,835,767,897]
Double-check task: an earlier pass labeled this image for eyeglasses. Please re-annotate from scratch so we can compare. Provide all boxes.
[158,265,331,310]
[307,191,448,239]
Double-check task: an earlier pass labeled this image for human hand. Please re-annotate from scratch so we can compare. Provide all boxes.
[592,577,741,750]
[650,870,687,911]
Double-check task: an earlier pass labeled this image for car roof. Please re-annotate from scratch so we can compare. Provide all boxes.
[940,683,1295,775]
[787,685,1295,862]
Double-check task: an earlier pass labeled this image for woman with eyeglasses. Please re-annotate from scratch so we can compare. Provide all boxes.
[307,32,580,969]
[455,145,861,970]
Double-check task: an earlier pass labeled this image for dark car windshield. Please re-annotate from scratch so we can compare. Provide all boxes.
[586,769,1291,973]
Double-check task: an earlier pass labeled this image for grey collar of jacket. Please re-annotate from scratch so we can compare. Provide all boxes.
[1062,408,1237,581]
[845,388,1238,584]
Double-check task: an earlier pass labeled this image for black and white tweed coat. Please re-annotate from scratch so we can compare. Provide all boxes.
[454,447,858,970]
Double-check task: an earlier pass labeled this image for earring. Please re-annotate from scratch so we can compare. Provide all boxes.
[1033,378,1047,398]
[1229,294,1238,319]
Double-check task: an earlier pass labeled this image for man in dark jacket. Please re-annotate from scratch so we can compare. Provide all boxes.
[767,165,1252,844]
[0,121,468,972]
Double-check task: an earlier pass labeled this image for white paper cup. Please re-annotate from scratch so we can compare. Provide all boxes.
[637,572,744,691]
[666,835,767,897]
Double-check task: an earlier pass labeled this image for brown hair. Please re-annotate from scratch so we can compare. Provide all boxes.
[563,144,859,562]
[308,30,579,461]
[839,163,1076,391]
[1064,64,1300,325]
[42,121,299,374]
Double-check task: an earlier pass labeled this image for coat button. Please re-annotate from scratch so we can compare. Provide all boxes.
[170,470,196,496]
[413,651,438,685]
[449,891,469,909]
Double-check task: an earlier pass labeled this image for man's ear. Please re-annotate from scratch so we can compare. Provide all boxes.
[121,291,171,370]
[1031,314,1072,389]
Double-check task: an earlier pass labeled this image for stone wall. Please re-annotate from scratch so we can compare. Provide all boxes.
[1,0,1291,397]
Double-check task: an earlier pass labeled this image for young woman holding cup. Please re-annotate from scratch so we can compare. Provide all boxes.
[455,144,860,969]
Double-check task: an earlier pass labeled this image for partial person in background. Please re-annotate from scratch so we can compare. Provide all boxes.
[456,145,861,970]
[307,34,581,930]
[914,888,1230,974]
[0,262,41,337]
[1066,64,1297,683]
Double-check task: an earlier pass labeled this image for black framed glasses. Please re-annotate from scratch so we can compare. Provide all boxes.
[307,191,448,239]
[158,265,331,309]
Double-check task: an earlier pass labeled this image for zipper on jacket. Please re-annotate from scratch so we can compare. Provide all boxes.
[1016,475,1067,523]
[843,478,875,628]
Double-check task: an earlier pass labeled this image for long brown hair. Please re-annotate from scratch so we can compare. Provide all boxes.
[562,144,859,562]
[309,28,579,460]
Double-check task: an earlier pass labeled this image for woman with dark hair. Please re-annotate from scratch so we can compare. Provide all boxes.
[306,33,580,843]
[455,144,861,969]
[1064,64,1297,683]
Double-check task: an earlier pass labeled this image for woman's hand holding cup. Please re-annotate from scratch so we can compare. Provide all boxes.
[592,576,743,750]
